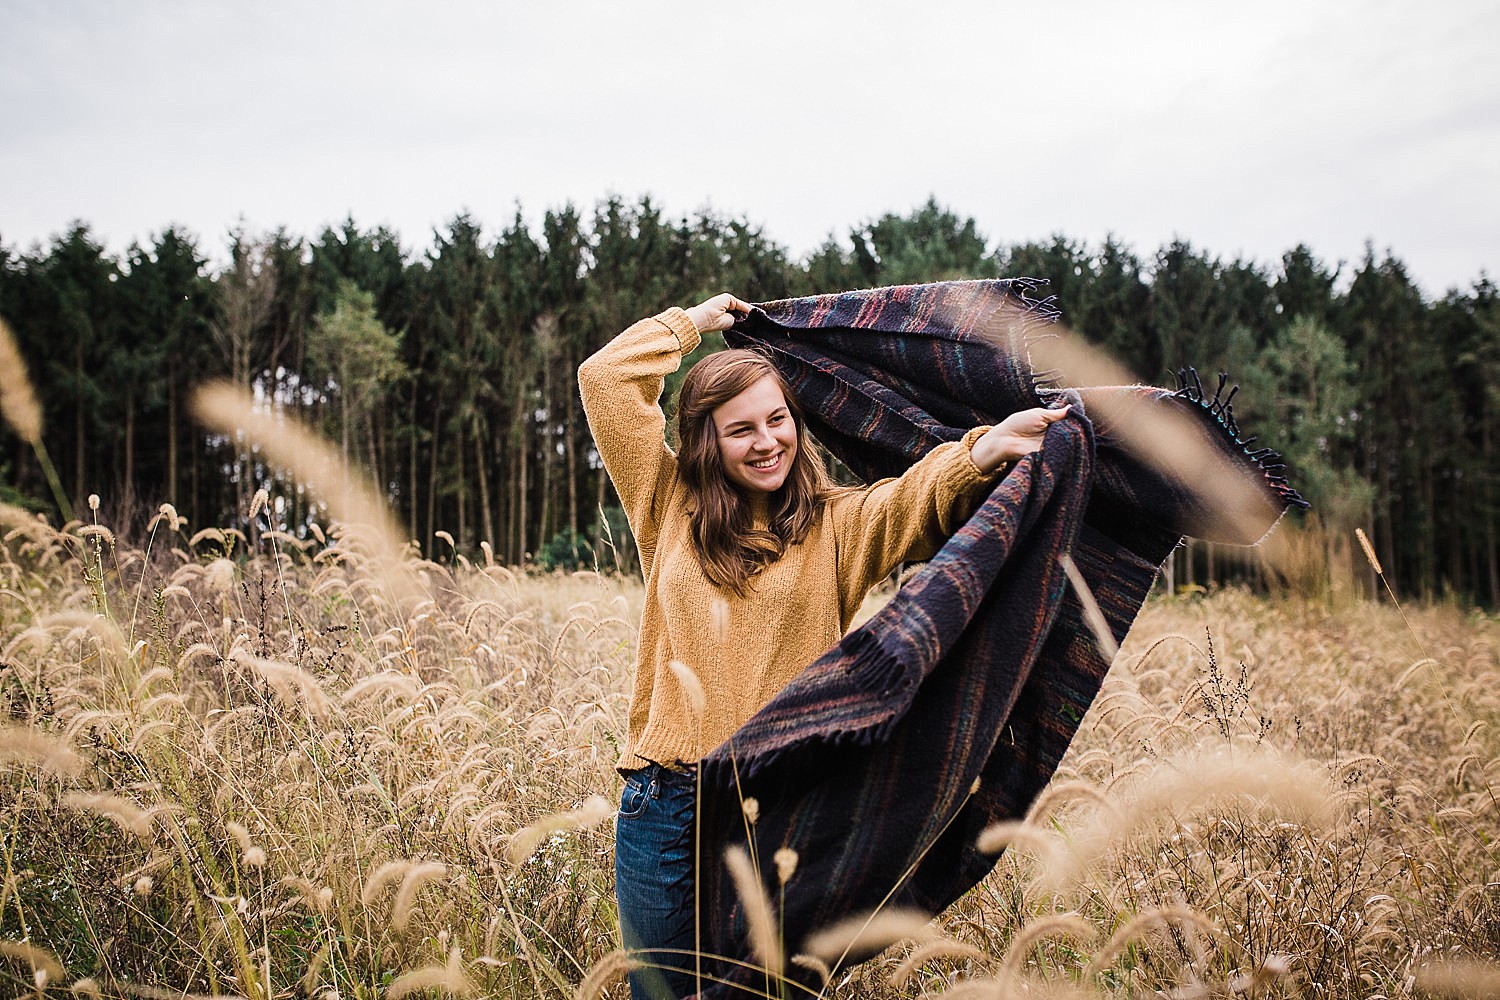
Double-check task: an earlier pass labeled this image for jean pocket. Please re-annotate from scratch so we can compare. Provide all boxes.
[618,770,653,819]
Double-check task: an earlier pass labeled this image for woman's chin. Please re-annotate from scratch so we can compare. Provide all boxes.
[734,474,788,498]
[735,463,788,493]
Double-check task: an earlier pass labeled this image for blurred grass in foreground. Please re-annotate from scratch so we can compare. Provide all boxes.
[0,506,1494,999]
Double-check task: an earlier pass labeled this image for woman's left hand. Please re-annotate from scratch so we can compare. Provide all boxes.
[969,405,1071,474]
[685,293,752,334]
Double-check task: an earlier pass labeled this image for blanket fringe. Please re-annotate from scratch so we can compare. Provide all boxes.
[993,281,1308,519]
[842,629,913,699]
[976,276,1065,402]
[1173,368,1309,510]
[712,633,917,789]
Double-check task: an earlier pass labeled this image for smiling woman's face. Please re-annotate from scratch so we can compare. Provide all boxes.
[711,374,799,496]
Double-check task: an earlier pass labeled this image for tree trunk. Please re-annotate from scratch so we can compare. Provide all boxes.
[426,400,441,555]
[190,434,201,529]
[366,409,381,511]
[518,411,530,563]
[510,381,527,562]
[168,369,179,507]
[494,434,510,562]
[1486,416,1498,605]
[74,343,85,508]
[122,387,136,512]
[565,349,579,550]
[1377,486,1397,600]
[408,383,419,542]
[454,420,466,550]
[496,432,509,561]
[1449,508,1464,600]
[539,379,552,554]
[594,461,608,562]
[340,375,350,466]
[234,343,247,526]
[475,420,493,550]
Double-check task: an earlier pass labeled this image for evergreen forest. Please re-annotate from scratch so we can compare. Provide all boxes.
[1,197,1495,604]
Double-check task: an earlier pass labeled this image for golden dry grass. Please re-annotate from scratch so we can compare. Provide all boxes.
[0,507,1495,999]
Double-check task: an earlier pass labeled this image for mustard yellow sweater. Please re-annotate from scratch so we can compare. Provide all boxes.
[578,308,1002,770]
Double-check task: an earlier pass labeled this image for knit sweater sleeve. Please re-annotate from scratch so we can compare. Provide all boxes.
[577,308,702,572]
[830,426,1004,601]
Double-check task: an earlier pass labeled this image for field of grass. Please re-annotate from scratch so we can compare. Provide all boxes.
[0,506,1496,999]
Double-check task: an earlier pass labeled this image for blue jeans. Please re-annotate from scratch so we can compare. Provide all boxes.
[615,762,698,1000]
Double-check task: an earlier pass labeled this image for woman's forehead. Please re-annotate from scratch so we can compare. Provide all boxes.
[712,375,788,427]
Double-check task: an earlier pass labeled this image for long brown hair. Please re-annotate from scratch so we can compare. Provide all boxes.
[675,349,838,595]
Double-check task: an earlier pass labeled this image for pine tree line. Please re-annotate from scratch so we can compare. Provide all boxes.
[1,197,1494,602]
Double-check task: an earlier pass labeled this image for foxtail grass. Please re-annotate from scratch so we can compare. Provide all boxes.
[0,487,1491,997]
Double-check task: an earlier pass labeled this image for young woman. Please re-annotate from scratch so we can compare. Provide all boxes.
[578,292,1067,999]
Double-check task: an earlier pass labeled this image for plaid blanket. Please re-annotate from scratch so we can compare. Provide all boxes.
[691,280,1304,996]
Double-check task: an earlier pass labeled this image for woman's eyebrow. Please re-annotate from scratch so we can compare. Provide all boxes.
[720,407,788,431]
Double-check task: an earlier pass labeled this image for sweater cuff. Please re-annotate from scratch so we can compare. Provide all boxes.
[655,307,702,355]
[959,425,1005,479]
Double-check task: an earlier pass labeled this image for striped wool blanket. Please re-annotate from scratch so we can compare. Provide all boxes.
[691,279,1304,997]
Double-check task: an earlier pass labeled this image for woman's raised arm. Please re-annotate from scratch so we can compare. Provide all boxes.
[576,294,750,567]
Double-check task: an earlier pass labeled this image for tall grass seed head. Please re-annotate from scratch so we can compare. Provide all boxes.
[0,316,42,444]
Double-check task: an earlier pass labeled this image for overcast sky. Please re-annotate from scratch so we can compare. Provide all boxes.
[2,0,1496,298]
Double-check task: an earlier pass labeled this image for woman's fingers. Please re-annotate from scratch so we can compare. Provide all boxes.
[685,293,751,333]
[998,405,1068,438]
[972,404,1074,468]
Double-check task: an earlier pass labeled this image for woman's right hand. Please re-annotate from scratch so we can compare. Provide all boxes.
[969,405,1072,473]
[685,293,752,334]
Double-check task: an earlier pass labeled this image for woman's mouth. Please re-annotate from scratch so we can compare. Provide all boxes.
[748,455,781,472]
